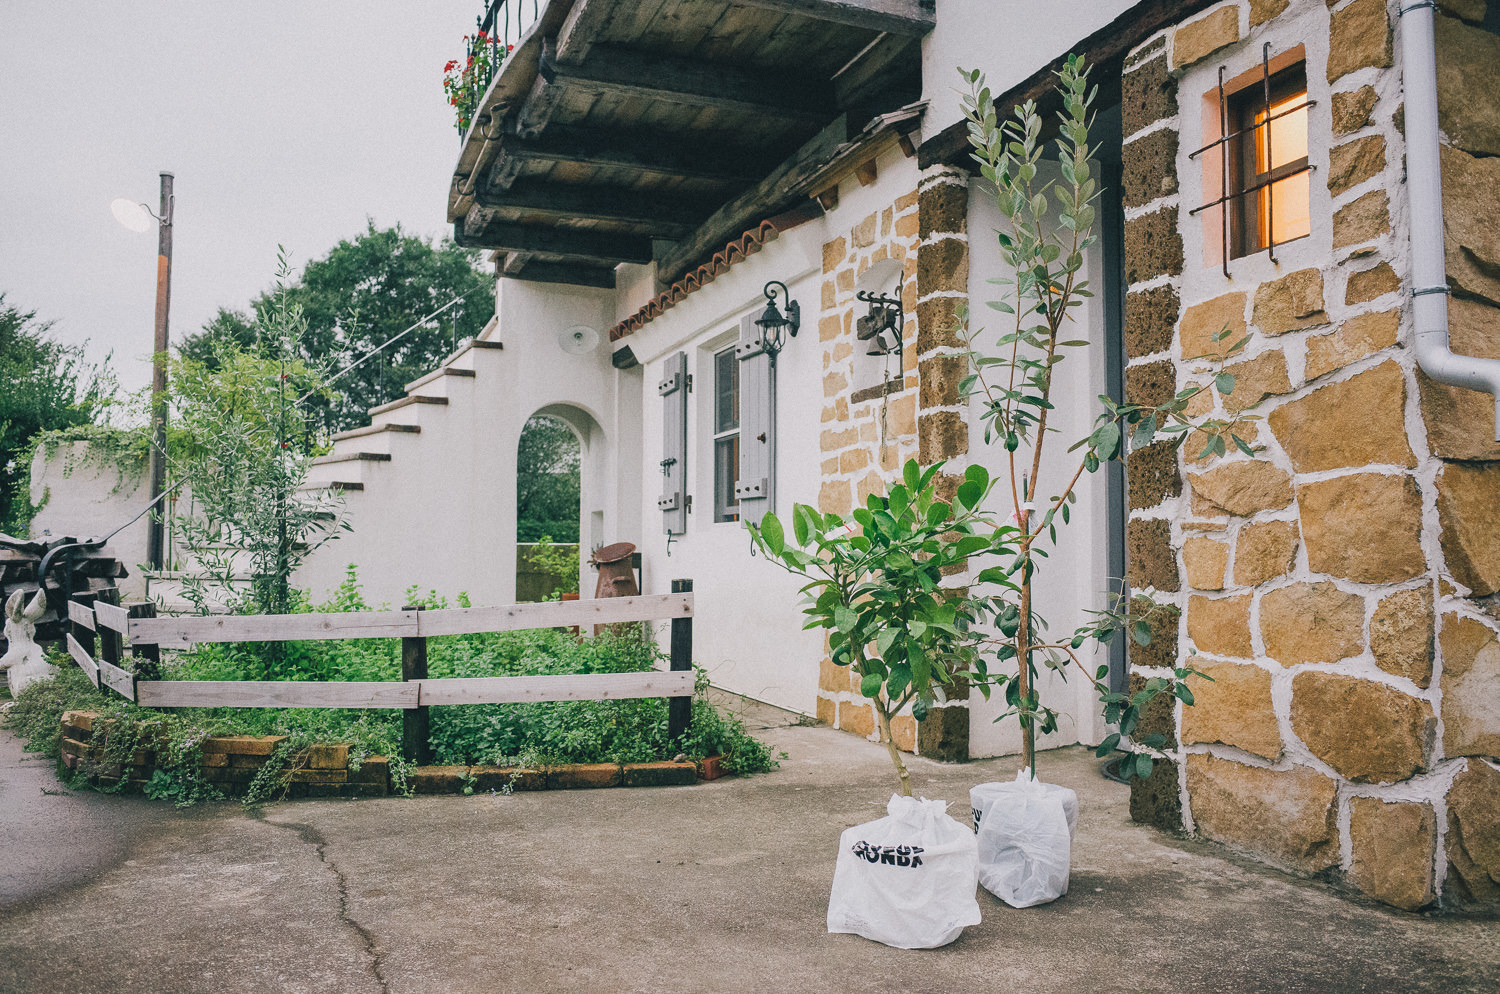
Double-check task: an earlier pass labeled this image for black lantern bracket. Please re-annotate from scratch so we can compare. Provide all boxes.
[754,280,800,362]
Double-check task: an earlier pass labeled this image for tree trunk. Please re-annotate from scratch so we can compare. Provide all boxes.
[1017,568,1036,775]
[878,705,913,797]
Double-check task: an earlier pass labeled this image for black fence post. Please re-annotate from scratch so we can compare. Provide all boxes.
[402,605,431,765]
[668,579,693,743]
[126,602,161,681]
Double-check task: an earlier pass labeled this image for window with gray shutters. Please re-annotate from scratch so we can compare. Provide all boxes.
[657,351,688,535]
[712,345,740,523]
[734,313,773,528]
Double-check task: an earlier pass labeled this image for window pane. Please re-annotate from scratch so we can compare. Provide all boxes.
[714,435,740,522]
[1262,170,1311,245]
[1258,92,1308,173]
[715,348,738,434]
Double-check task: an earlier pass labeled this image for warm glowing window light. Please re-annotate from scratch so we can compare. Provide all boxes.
[1254,90,1311,246]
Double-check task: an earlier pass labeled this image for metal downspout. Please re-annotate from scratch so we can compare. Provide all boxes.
[1399,1,1500,440]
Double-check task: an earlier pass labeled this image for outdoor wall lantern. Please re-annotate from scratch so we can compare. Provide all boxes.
[754,280,800,363]
[853,257,905,360]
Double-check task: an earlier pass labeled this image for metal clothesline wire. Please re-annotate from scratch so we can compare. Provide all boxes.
[298,293,471,404]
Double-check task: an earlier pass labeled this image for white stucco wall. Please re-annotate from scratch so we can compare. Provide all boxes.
[922,0,1139,141]
[27,441,151,599]
[297,281,622,610]
[624,219,831,715]
[964,169,1114,758]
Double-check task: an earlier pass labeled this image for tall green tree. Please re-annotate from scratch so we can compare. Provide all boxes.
[516,415,580,543]
[0,294,115,533]
[179,221,495,435]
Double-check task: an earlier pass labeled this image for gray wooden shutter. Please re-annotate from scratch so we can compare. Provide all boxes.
[658,351,689,535]
[735,314,773,528]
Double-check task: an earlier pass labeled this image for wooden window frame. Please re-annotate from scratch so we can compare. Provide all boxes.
[1189,43,1315,276]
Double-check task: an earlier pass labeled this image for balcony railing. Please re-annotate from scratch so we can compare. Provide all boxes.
[450,0,542,141]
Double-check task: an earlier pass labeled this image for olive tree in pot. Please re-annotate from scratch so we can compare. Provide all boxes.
[951,56,1255,906]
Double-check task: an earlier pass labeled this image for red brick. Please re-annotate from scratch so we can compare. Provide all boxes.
[622,762,698,787]
[411,765,469,794]
[308,743,349,769]
[200,735,287,756]
[547,763,623,790]
[470,765,546,792]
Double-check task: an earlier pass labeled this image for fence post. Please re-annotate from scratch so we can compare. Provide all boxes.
[70,592,99,690]
[402,605,431,765]
[96,588,124,669]
[668,579,693,743]
[126,602,161,681]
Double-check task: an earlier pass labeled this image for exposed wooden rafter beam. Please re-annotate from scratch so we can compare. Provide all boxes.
[519,38,835,137]
[487,124,777,192]
[734,0,935,37]
[502,257,617,290]
[455,217,654,264]
[474,179,713,238]
[554,0,613,64]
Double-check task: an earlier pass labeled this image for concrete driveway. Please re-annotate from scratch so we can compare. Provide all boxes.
[2,706,1497,994]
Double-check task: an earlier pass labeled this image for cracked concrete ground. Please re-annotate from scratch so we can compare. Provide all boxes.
[2,701,1497,994]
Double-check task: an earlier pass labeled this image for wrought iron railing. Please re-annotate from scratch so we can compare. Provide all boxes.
[449,0,542,141]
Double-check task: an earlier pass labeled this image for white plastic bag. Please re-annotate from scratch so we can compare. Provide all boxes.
[827,794,981,949]
[969,770,1078,908]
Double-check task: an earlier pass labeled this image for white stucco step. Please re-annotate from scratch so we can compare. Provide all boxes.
[403,366,476,393]
[440,337,504,371]
[332,423,420,442]
[367,394,449,417]
[310,451,392,467]
[297,480,364,492]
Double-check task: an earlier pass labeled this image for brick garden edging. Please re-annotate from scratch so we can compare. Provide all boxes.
[59,712,710,799]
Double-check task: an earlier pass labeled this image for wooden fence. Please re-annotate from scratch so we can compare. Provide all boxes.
[62,579,696,763]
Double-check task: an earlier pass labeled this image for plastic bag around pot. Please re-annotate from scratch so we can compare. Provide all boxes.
[969,769,1078,908]
[827,794,981,949]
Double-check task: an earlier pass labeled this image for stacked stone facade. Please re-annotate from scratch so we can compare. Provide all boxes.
[813,183,922,752]
[1120,0,1500,911]
[811,168,977,762]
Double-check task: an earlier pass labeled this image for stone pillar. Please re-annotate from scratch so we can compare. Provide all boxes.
[910,165,972,762]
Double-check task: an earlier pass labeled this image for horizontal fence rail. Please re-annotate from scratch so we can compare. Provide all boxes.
[127,592,694,647]
[56,582,697,760]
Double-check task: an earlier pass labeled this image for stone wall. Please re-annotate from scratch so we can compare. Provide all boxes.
[811,169,975,761]
[813,182,923,753]
[1121,0,1500,911]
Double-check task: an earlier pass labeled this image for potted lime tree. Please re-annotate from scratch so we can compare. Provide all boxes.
[751,459,1017,946]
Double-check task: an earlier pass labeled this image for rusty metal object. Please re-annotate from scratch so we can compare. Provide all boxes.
[590,542,639,599]
[0,535,126,648]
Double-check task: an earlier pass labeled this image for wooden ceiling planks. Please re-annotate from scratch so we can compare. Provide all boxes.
[453,0,929,282]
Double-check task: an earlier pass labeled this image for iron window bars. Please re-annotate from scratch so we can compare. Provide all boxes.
[1189,43,1316,277]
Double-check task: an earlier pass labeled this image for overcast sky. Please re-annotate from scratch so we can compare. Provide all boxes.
[1,1,482,398]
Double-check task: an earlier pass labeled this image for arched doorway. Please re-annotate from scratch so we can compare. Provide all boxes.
[515,412,581,602]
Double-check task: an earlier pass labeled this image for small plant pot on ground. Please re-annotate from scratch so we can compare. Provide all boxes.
[970,770,1079,908]
[827,794,981,949]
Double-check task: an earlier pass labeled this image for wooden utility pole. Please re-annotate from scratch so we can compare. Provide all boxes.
[146,172,174,570]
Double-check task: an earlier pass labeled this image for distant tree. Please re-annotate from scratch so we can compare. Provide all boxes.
[179,221,495,434]
[0,294,115,533]
[516,416,580,543]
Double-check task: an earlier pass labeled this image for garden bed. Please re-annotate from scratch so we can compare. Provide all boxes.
[57,710,718,798]
[6,582,777,805]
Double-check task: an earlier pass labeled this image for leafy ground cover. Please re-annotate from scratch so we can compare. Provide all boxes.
[2,577,778,806]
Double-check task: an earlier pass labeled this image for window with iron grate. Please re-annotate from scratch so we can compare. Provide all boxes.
[1191,44,1314,275]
